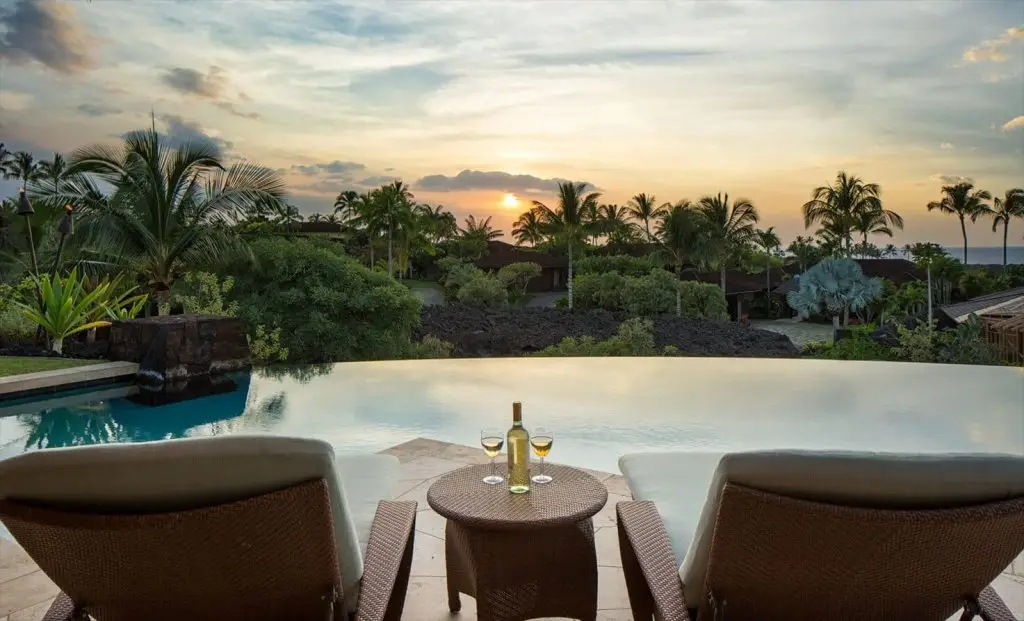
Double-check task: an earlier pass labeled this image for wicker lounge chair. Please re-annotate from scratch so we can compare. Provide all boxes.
[616,450,1024,621]
[0,435,416,621]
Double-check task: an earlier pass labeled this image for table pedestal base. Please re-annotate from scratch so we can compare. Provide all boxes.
[445,518,598,621]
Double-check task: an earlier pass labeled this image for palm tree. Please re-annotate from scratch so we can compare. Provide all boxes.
[512,208,545,247]
[787,235,819,272]
[273,203,303,229]
[696,192,759,293]
[754,227,781,295]
[926,182,992,263]
[333,190,360,219]
[626,193,664,240]
[307,213,326,223]
[0,143,10,177]
[416,204,457,244]
[3,151,41,187]
[904,242,947,326]
[989,188,1024,266]
[62,127,286,310]
[461,214,503,243]
[532,181,601,309]
[598,203,632,240]
[377,180,414,275]
[803,171,883,256]
[654,201,704,316]
[851,204,904,250]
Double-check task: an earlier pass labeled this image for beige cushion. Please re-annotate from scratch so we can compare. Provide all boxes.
[0,435,400,613]
[621,450,1024,605]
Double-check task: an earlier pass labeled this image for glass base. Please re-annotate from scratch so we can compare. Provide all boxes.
[531,474,553,484]
[483,474,504,485]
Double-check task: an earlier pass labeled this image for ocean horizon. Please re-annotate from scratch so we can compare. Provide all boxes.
[928,246,1024,266]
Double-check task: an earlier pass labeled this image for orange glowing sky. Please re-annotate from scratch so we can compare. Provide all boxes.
[1,0,1022,246]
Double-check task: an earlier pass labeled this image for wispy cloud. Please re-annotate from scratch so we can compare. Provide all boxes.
[931,174,974,185]
[962,26,1024,63]
[415,170,585,194]
[939,142,955,150]
[1001,116,1024,131]
[160,66,227,99]
[77,103,121,117]
[0,0,101,74]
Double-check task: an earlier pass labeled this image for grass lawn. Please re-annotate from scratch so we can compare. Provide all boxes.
[0,356,104,378]
[403,279,442,291]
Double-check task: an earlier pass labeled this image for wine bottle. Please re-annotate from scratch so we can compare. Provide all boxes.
[506,402,530,493]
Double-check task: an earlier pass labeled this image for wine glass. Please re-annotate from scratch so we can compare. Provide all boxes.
[480,429,505,485]
[530,427,554,484]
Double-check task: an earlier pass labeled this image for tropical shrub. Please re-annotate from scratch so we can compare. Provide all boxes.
[456,274,508,308]
[247,325,289,363]
[787,258,883,327]
[224,238,420,363]
[572,269,728,319]
[534,318,678,357]
[177,271,240,316]
[408,335,455,359]
[678,281,729,320]
[438,257,485,302]
[496,262,542,303]
[0,278,38,341]
[880,280,926,325]
[15,268,112,353]
[803,325,896,361]
[575,254,656,277]
[938,315,1000,365]
[894,322,938,363]
[622,269,677,316]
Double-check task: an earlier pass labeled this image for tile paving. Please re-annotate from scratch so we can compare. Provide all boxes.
[1,437,1022,620]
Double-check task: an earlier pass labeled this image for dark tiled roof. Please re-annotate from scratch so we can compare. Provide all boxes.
[772,259,923,295]
[294,222,343,234]
[939,286,1024,321]
[474,241,567,269]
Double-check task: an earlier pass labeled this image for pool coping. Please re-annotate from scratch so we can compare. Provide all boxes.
[0,361,140,402]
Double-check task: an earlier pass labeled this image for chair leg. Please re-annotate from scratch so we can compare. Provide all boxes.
[618,519,655,621]
[383,518,416,621]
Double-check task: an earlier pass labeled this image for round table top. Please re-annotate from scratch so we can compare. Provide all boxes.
[427,463,608,530]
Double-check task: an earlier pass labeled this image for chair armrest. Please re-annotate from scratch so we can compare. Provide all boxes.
[42,593,76,621]
[978,585,1017,621]
[355,500,417,621]
[617,500,691,621]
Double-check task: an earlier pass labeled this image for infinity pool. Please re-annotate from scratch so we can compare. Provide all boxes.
[2,358,1022,473]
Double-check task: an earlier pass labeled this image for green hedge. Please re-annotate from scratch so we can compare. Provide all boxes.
[224,237,421,362]
[573,269,727,319]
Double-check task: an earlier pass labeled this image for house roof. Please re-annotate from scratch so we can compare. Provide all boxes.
[294,222,343,234]
[772,259,923,296]
[683,268,788,295]
[474,241,567,269]
[939,286,1024,322]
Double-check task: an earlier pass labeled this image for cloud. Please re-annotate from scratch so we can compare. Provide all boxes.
[357,175,399,187]
[415,169,588,194]
[145,114,233,155]
[289,160,366,176]
[0,0,100,73]
[931,174,974,185]
[1001,116,1024,131]
[77,103,122,117]
[512,47,718,68]
[1,91,33,112]
[939,142,955,150]
[214,101,262,120]
[962,26,1024,63]
[160,66,227,99]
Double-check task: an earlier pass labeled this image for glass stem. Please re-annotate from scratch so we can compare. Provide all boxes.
[541,456,545,477]
[491,456,496,479]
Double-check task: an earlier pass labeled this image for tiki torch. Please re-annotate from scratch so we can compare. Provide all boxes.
[16,187,39,277]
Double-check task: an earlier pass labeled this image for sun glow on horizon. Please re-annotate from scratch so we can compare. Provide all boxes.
[502,193,520,209]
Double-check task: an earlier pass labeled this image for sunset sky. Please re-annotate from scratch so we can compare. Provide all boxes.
[0,0,1022,246]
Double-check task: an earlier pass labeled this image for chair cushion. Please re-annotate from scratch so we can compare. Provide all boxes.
[617,452,724,567]
[0,435,400,614]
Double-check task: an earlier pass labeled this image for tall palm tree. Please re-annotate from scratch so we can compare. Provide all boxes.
[62,127,286,310]
[926,182,992,263]
[851,204,904,249]
[0,143,10,177]
[460,214,503,242]
[654,201,705,316]
[754,227,781,295]
[787,235,819,272]
[3,151,41,187]
[417,204,458,244]
[273,203,303,229]
[803,171,882,256]
[989,188,1024,266]
[378,180,414,275]
[532,181,601,309]
[626,193,664,240]
[696,192,759,292]
[332,190,360,219]
[307,213,326,223]
[598,203,632,240]
[512,208,545,247]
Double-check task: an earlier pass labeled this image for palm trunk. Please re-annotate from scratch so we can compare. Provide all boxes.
[387,224,393,276]
[1003,222,1009,266]
[567,243,574,310]
[927,266,933,327]
[960,217,968,264]
[719,263,726,293]
[369,237,375,267]
[158,289,170,316]
[675,263,682,317]
[51,337,63,354]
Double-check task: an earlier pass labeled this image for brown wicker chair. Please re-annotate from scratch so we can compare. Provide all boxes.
[616,450,1024,621]
[0,435,417,621]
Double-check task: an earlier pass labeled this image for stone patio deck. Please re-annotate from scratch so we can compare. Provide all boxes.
[1,437,1022,620]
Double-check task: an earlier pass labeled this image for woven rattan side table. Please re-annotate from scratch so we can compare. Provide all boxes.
[427,463,608,621]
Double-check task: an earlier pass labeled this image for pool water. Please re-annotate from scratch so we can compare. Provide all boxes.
[2,358,1022,474]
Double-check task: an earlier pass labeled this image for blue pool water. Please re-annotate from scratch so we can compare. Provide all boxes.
[2,358,1022,474]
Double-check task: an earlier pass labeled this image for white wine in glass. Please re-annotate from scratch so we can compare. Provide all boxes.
[480,429,504,485]
[530,427,553,484]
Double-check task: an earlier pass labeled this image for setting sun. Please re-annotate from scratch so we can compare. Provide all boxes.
[502,193,519,209]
